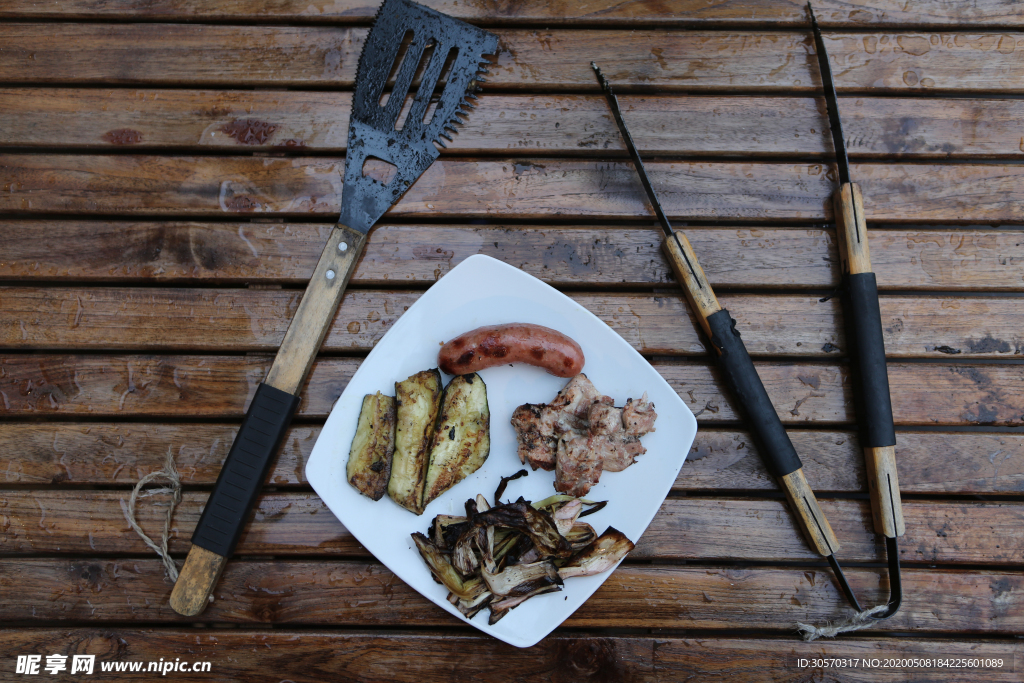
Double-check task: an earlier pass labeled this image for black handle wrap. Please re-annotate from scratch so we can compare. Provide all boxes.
[842,272,896,448]
[191,382,300,557]
[707,309,802,477]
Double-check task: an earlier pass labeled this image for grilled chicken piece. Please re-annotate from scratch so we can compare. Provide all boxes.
[582,393,654,473]
[512,374,606,471]
[511,403,557,471]
[592,435,646,473]
[622,393,657,435]
[512,374,658,496]
[543,374,603,434]
[554,436,603,497]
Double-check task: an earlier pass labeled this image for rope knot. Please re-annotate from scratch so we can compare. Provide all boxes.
[796,603,890,641]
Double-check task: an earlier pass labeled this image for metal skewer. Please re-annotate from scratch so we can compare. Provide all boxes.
[808,2,904,619]
[593,62,864,613]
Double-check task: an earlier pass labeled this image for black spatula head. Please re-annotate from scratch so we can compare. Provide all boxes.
[341,0,497,233]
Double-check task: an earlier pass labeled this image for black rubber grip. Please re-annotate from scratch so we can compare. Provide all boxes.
[191,383,300,557]
[842,273,896,448]
[708,309,803,477]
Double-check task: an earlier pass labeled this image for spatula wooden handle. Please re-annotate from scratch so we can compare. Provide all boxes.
[833,183,905,538]
[170,224,368,616]
[266,225,369,394]
[662,231,840,556]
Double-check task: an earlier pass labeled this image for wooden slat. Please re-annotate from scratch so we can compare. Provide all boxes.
[0,425,991,495]
[6,155,1024,221]
[633,499,1024,565]
[2,491,364,556]
[5,27,1024,94]
[0,155,831,219]
[2,222,1022,291]
[0,89,353,153]
[3,423,1022,494]
[682,429,1024,493]
[0,423,321,486]
[0,25,367,88]
[3,0,1024,28]
[2,559,1019,632]
[4,288,1023,359]
[2,354,1022,425]
[1,631,1018,683]
[8,90,1024,160]
[4,491,1021,566]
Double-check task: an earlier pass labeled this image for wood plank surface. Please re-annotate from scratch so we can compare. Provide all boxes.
[2,222,1022,292]
[6,155,1024,222]
[8,90,1024,160]
[4,287,1022,359]
[2,559,1020,633]
[1,630,1018,683]
[3,0,1023,666]
[2,354,1023,426]
[4,491,1021,566]
[6,27,1024,94]
[3,0,1024,29]
[4,423,1022,495]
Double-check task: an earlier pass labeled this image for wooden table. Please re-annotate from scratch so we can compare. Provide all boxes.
[2,2,1023,680]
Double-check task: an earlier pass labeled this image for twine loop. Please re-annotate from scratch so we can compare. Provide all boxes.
[796,603,890,641]
[119,448,182,582]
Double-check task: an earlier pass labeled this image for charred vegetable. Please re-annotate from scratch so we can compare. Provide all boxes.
[413,491,633,624]
[388,369,443,514]
[346,392,396,500]
[558,527,635,580]
[423,373,490,506]
[411,532,486,601]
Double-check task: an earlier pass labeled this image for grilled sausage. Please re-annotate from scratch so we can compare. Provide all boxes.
[439,323,584,377]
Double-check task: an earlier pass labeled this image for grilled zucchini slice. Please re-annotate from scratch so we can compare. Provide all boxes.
[388,369,443,514]
[423,373,490,506]
[346,392,396,500]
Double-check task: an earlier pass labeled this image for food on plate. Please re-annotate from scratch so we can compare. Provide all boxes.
[511,373,657,496]
[493,468,528,502]
[423,373,491,507]
[411,492,634,624]
[346,391,397,500]
[348,367,492,514]
[438,323,585,378]
[388,369,444,514]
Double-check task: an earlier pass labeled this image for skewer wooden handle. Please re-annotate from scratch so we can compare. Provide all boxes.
[169,224,368,616]
[779,468,842,556]
[661,231,720,336]
[864,445,905,537]
[834,182,871,276]
[833,183,905,538]
[662,231,840,555]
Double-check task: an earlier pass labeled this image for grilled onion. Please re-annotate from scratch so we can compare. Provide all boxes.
[413,491,633,625]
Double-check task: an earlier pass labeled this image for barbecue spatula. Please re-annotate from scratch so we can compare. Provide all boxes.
[169,0,497,616]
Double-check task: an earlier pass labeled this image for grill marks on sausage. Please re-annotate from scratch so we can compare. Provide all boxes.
[439,324,585,378]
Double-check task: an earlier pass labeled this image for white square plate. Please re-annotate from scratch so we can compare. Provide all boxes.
[306,254,697,647]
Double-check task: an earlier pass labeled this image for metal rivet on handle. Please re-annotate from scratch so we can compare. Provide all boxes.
[326,270,336,280]
[339,242,348,252]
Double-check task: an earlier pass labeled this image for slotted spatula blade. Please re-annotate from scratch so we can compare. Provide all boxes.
[341,0,498,233]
